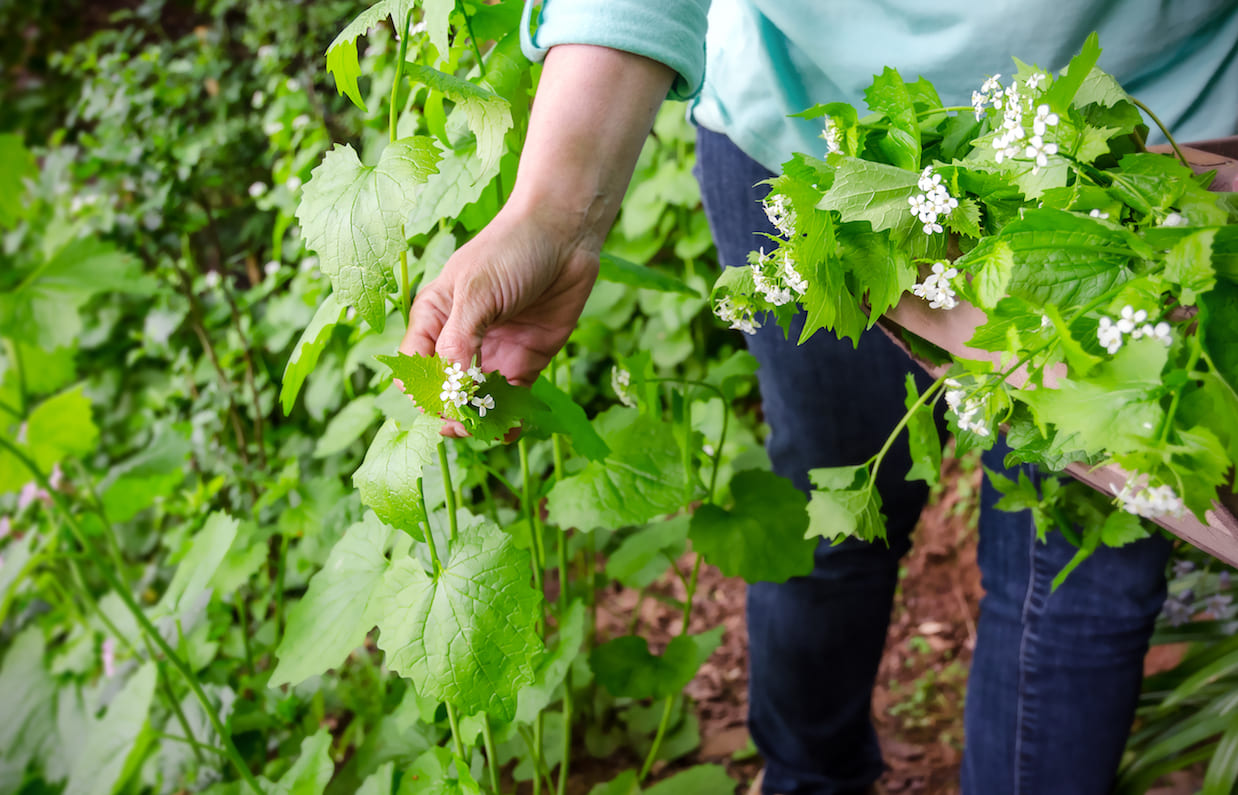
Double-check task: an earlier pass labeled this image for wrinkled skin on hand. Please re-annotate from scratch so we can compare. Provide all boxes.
[399,204,598,436]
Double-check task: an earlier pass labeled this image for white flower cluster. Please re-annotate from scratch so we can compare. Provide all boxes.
[911,261,959,310]
[974,72,1060,174]
[714,296,760,336]
[750,248,809,307]
[440,362,493,416]
[908,167,958,235]
[944,378,991,437]
[821,118,841,155]
[1111,478,1185,520]
[1097,306,1172,355]
[763,193,797,238]
[611,367,637,408]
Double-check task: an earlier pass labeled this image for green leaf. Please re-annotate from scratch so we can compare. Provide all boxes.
[1100,509,1148,548]
[515,599,587,723]
[998,208,1138,308]
[271,514,394,687]
[406,63,513,179]
[525,377,610,461]
[315,394,379,458]
[0,135,35,230]
[267,730,334,795]
[645,765,736,795]
[836,220,917,325]
[378,351,542,442]
[904,375,941,485]
[296,138,441,331]
[589,626,724,700]
[0,629,57,773]
[546,407,691,532]
[966,296,1043,353]
[160,512,240,613]
[396,746,482,795]
[65,664,156,795]
[1170,425,1232,520]
[1203,279,1238,396]
[1014,339,1167,459]
[1164,228,1218,306]
[816,155,920,245]
[325,0,398,111]
[605,515,691,590]
[356,762,395,795]
[688,470,815,584]
[1074,66,1133,109]
[945,197,983,239]
[1041,304,1102,377]
[0,237,144,351]
[1201,711,1238,795]
[955,238,1014,311]
[26,386,98,472]
[864,67,920,170]
[1042,32,1101,115]
[588,772,640,795]
[100,428,190,522]
[377,518,543,722]
[805,465,886,543]
[404,143,494,238]
[598,252,700,297]
[282,293,346,415]
[353,415,442,538]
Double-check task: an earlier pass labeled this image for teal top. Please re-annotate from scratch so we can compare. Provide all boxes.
[521,0,1238,172]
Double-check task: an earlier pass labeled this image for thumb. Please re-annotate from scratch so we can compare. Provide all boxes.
[434,289,491,369]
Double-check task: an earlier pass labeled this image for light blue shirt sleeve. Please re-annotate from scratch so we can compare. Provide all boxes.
[520,0,711,101]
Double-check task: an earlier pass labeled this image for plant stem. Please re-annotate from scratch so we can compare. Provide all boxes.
[391,9,413,324]
[416,476,443,574]
[868,373,947,481]
[446,701,468,761]
[640,697,676,781]
[438,440,459,543]
[456,0,488,77]
[274,533,290,637]
[1130,97,1190,169]
[3,338,27,414]
[0,440,264,795]
[1158,336,1202,445]
[519,436,547,795]
[551,431,573,795]
[482,714,503,795]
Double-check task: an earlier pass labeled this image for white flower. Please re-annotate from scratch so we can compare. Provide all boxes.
[470,394,495,417]
[248,181,267,198]
[1097,316,1123,354]
[292,114,311,130]
[263,260,280,277]
[1024,72,1046,91]
[714,296,760,336]
[257,45,276,60]
[1133,321,1173,346]
[763,193,797,238]
[48,464,63,490]
[102,637,117,678]
[1024,135,1058,174]
[1089,208,1110,219]
[1032,104,1059,136]
[907,168,956,236]
[1117,305,1148,335]
[1040,314,1053,329]
[251,90,265,108]
[943,379,990,436]
[821,117,842,154]
[285,176,302,192]
[1112,477,1186,519]
[918,166,942,193]
[300,255,319,273]
[204,271,221,289]
[439,387,468,408]
[911,261,959,310]
[971,90,988,120]
[467,365,486,385]
[285,78,300,92]
[611,367,637,407]
[980,74,1002,95]
[1161,212,1186,227]
[0,516,10,538]
[263,120,283,136]
[142,212,162,231]
[702,443,716,457]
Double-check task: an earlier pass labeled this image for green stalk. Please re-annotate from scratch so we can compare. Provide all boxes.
[416,476,443,574]
[0,440,264,795]
[455,0,488,77]
[518,437,546,795]
[1157,335,1202,445]
[446,701,468,761]
[482,714,503,795]
[390,9,413,324]
[867,373,947,481]
[552,431,573,795]
[438,440,460,542]
[152,650,207,765]
[274,533,290,636]
[1130,96,1190,169]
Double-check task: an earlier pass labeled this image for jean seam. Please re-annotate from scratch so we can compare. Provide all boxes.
[1012,509,1040,795]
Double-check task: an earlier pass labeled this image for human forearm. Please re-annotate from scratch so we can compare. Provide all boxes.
[503,44,675,251]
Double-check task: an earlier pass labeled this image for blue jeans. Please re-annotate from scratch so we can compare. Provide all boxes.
[694,128,1173,795]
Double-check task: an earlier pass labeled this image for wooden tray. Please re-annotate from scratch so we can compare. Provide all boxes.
[877,139,1238,565]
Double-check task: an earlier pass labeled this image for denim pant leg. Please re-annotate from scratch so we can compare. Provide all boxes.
[696,128,930,795]
[962,447,1172,795]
